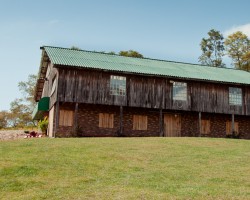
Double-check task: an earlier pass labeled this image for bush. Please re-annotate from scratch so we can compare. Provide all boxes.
[38,117,49,134]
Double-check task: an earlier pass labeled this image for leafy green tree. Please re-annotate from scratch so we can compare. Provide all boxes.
[0,111,8,129]
[242,51,250,71]
[119,50,143,58]
[107,51,116,55]
[18,74,37,111]
[2,74,38,128]
[225,31,250,70]
[8,98,32,127]
[199,29,225,67]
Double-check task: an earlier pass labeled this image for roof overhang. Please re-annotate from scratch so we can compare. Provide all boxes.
[34,49,50,102]
[32,97,50,120]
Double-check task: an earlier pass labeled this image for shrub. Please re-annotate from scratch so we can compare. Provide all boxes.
[38,117,49,134]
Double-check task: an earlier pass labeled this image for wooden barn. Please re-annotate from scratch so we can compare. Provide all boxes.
[32,46,250,139]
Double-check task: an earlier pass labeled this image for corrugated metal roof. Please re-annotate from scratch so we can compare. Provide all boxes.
[42,46,250,85]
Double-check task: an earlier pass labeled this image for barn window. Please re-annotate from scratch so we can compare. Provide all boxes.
[226,121,239,135]
[229,87,242,106]
[50,76,57,96]
[59,110,74,126]
[133,115,148,130]
[173,82,187,101]
[110,75,126,96]
[201,119,210,135]
[99,113,114,128]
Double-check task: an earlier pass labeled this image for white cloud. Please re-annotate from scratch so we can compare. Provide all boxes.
[224,23,250,37]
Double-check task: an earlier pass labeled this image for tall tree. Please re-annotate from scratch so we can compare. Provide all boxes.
[0,111,8,129]
[1,74,38,128]
[119,50,143,58]
[199,29,225,67]
[8,98,33,127]
[242,51,250,71]
[224,31,250,70]
[18,74,37,111]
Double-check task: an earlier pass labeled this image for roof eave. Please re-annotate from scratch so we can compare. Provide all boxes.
[54,64,250,86]
[34,50,50,102]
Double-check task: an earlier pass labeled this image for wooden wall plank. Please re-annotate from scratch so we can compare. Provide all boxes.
[56,67,250,116]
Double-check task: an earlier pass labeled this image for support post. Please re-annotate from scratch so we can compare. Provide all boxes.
[198,112,201,137]
[54,101,60,137]
[74,103,79,130]
[231,113,235,135]
[159,109,163,137]
[120,106,123,136]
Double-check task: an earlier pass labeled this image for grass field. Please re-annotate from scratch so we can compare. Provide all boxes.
[0,137,250,199]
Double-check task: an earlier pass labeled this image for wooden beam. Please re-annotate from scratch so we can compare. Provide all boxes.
[198,112,201,137]
[120,106,123,136]
[231,113,235,135]
[74,103,79,130]
[54,101,60,137]
[159,109,163,136]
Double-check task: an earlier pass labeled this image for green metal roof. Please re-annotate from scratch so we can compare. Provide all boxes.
[32,97,50,120]
[42,46,250,85]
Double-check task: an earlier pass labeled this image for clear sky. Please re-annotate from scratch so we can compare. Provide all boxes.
[0,0,250,111]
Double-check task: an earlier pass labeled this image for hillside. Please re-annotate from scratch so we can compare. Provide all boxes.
[0,138,249,199]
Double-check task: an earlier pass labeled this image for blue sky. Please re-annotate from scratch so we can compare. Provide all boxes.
[0,0,250,110]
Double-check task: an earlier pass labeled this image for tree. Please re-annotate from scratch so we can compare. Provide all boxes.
[71,46,81,50]
[107,51,116,55]
[0,111,8,129]
[199,29,225,67]
[242,51,250,71]
[119,50,143,58]
[2,74,38,128]
[18,74,37,111]
[8,98,32,127]
[224,31,250,70]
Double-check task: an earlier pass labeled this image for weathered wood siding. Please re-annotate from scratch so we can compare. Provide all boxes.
[245,87,250,115]
[56,67,250,115]
[41,62,58,108]
[128,76,165,108]
[190,82,243,115]
[58,68,126,106]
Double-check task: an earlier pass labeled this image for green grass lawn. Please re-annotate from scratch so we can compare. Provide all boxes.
[0,138,250,200]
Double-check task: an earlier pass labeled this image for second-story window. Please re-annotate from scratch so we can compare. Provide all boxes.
[229,87,242,106]
[50,76,57,96]
[110,75,126,96]
[173,82,187,101]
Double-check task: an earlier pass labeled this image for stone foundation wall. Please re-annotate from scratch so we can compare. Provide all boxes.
[54,103,250,139]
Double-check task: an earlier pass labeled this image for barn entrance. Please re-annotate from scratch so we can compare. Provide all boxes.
[164,114,181,137]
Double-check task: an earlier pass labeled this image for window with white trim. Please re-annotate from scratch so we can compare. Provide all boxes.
[229,87,242,106]
[110,75,126,96]
[173,82,187,101]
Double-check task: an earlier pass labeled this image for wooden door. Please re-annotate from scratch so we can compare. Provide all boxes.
[164,114,181,137]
